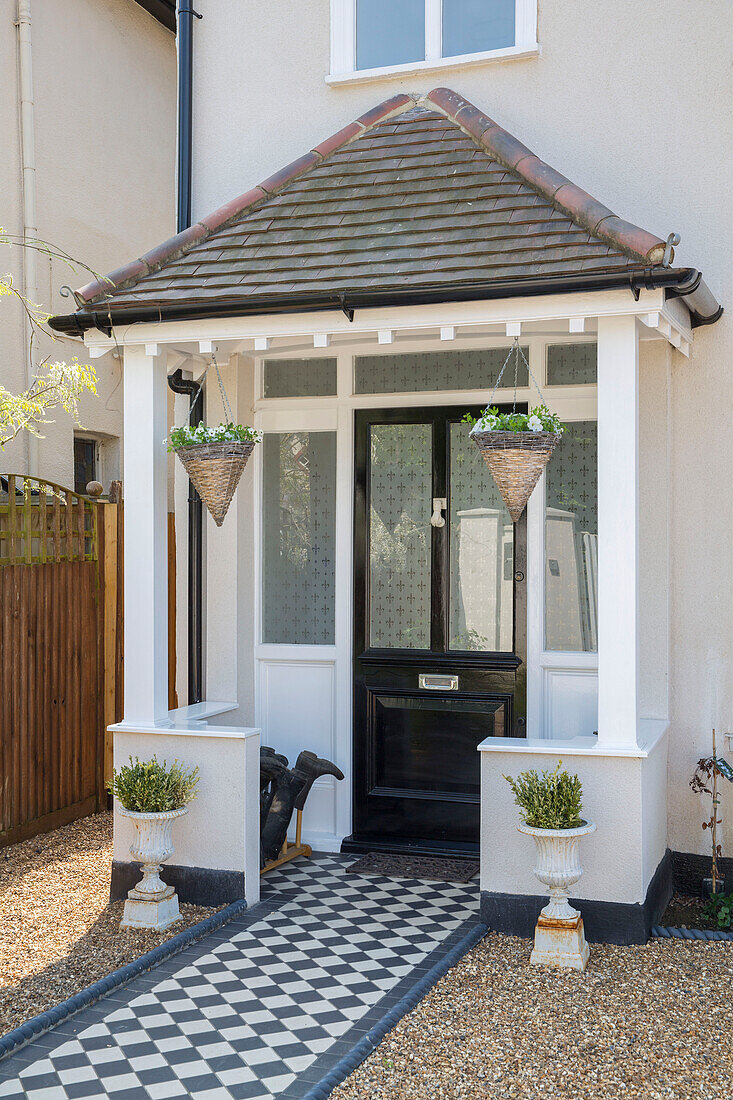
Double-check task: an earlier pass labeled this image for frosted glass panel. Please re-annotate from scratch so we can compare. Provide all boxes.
[546,344,597,386]
[355,348,529,394]
[369,424,431,649]
[442,0,515,57]
[449,423,513,651]
[263,358,337,398]
[544,421,598,652]
[262,432,336,644]
[356,0,424,70]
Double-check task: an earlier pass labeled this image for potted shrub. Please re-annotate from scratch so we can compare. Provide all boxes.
[689,729,733,897]
[505,761,595,969]
[467,404,564,522]
[109,755,199,930]
[168,422,262,526]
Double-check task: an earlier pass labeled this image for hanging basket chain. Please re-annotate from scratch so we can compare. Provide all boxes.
[484,337,549,413]
[184,352,235,427]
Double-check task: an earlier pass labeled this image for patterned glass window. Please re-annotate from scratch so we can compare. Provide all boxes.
[369,424,432,649]
[263,358,337,398]
[546,344,597,386]
[262,432,336,644]
[355,348,529,394]
[544,420,598,652]
[449,423,513,651]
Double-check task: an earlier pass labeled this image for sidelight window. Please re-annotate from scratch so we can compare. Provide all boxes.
[262,431,337,644]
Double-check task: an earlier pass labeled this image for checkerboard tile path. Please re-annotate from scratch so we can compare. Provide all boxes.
[0,853,479,1100]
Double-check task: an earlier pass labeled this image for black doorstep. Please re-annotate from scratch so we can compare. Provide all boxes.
[341,834,479,861]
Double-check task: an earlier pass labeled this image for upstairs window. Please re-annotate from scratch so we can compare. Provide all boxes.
[331,1,537,81]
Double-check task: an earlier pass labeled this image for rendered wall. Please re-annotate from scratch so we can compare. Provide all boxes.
[480,742,667,907]
[1,0,176,487]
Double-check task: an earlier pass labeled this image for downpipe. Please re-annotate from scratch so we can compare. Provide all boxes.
[16,0,38,474]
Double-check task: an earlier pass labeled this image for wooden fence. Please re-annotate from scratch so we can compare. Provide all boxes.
[0,475,123,847]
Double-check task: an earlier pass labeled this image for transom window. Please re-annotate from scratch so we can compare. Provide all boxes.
[330,0,537,80]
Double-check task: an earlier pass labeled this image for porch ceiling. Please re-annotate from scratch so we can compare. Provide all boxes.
[50,88,721,335]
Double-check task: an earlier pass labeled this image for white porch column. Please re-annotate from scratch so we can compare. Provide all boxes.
[123,344,169,725]
[596,315,640,749]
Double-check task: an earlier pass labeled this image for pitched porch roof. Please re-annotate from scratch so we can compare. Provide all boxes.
[50,88,721,334]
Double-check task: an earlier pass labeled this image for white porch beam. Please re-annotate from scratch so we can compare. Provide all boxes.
[596,315,640,749]
[122,345,169,726]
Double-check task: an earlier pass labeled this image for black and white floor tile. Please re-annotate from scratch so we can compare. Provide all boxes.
[0,854,478,1100]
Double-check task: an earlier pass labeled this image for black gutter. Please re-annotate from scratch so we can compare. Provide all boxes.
[166,2,204,706]
[49,265,720,336]
[167,370,204,705]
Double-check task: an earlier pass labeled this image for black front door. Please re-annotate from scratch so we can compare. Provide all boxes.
[348,406,526,856]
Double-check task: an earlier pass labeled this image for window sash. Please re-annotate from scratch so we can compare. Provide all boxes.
[333,0,536,75]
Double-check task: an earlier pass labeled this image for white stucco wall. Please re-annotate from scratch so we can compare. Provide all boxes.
[1,0,176,487]
[185,0,732,859]
[113,729,255,874]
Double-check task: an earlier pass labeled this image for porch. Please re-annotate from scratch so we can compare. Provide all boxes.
[50,88,722,942]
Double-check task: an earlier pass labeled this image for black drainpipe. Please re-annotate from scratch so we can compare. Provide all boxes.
[168,2,204,705]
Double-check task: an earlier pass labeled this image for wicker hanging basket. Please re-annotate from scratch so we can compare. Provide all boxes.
[471,429,560,523]
[174,439,257,527]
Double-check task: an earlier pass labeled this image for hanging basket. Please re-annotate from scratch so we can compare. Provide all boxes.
[471,429,560,522]
[174,439,258,527]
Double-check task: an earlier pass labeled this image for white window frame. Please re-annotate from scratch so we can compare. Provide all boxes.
[328,0,538,85]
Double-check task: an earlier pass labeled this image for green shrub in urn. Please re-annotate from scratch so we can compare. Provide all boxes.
[504,761,583,830]
[109,755,199,813]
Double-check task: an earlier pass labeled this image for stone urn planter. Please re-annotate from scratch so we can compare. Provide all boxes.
[518,819,596,970]
[118,806,189,931]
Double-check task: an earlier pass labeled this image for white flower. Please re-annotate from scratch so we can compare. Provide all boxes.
[471,416,497,434]
[527,415,543,432]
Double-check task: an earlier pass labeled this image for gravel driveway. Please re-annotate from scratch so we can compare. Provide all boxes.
[0,812,218,1037]
[333,929,733,1100]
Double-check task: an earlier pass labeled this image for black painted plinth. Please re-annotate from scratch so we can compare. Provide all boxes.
[671,851,733,896]
[110,860,245,908]
[481,849,673,945]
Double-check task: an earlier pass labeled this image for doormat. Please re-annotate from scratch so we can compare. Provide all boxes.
[346,852,479,883]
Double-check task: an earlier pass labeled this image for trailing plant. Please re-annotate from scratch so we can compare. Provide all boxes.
[463,404,564,435]
[167,423,262,451]
[1,229,98,447]
[689,729,733,893]
[108,755,199,813]
[505,761,584,829]
[702,891,733,931]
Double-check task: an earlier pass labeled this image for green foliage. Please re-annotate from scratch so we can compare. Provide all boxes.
[108,755,199,813]
[504,761,584,829]
[167,423,262,451]
[463,403,564,434]
[702,892,733,931]
[0,268,97,448]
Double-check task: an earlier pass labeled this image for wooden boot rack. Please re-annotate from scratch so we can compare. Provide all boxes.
[260,808,312,875]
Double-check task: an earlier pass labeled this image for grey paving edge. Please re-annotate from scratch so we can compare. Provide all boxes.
[652,924,733,941]
[0,898,248,1061]
[299,921,488,1100]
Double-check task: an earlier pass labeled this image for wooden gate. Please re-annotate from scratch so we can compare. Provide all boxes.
[0,475,122,847]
